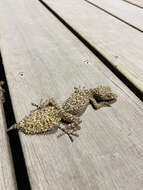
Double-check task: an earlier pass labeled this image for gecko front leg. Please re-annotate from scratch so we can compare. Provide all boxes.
[47,98,82,141]
[31,98,55,109]
[89,97,111,109]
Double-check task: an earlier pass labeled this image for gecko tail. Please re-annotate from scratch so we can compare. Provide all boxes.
[7,124,17,132]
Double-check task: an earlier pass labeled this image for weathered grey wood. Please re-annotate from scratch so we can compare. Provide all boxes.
[123,0,143,8]
[0,101,17,189]
[85,0,143,31]
[42,0,143,94]
[0,0,143,189]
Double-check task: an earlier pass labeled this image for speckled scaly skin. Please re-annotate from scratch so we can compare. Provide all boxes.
[7,86,117,142]
[7,98,82,142]
[63,86,117,116]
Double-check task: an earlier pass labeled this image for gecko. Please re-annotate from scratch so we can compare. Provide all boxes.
[57,86,117,137]
[7,98,82,142]
[7,86,117,142]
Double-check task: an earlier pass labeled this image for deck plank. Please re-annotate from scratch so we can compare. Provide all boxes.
[0,0,143,189]
[123,0,143,9]
[41,0,143,94]
[84,0,143,31]
[0,98,17,189]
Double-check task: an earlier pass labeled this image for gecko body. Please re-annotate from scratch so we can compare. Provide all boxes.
[63,86,117,116]
[7,98,81,142]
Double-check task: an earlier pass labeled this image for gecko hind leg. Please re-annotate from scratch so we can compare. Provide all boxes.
[57,125,79,142]
[57,122,80,142]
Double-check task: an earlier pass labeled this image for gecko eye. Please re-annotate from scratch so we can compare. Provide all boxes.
[105,93,113,100]
[107,93,117,100]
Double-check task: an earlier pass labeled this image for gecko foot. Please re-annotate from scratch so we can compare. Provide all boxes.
[57,126,79,142]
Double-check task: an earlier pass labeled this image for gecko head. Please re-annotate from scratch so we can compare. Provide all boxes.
[93,86,117,102]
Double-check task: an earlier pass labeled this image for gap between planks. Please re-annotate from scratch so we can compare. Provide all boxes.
[39,0,143,101]
[0,56,31,190]
[123,0,143,9]
[0,0,143,189]
[0,100,17,190]
[83,0,143,32]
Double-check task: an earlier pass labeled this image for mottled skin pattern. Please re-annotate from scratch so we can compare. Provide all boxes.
[7,98,82,142]
[63,86,117,116]
[58,86,117,139]
[7,86,117,142]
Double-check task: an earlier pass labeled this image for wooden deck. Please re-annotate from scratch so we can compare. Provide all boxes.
[123,0,143,9]
[0,0,143,189]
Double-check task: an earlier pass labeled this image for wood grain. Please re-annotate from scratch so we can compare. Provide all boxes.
[0,0,143,189]
[41,0,143,94]
[0,102,17,189]
[123,0,143,8]
[84,0,143,31]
